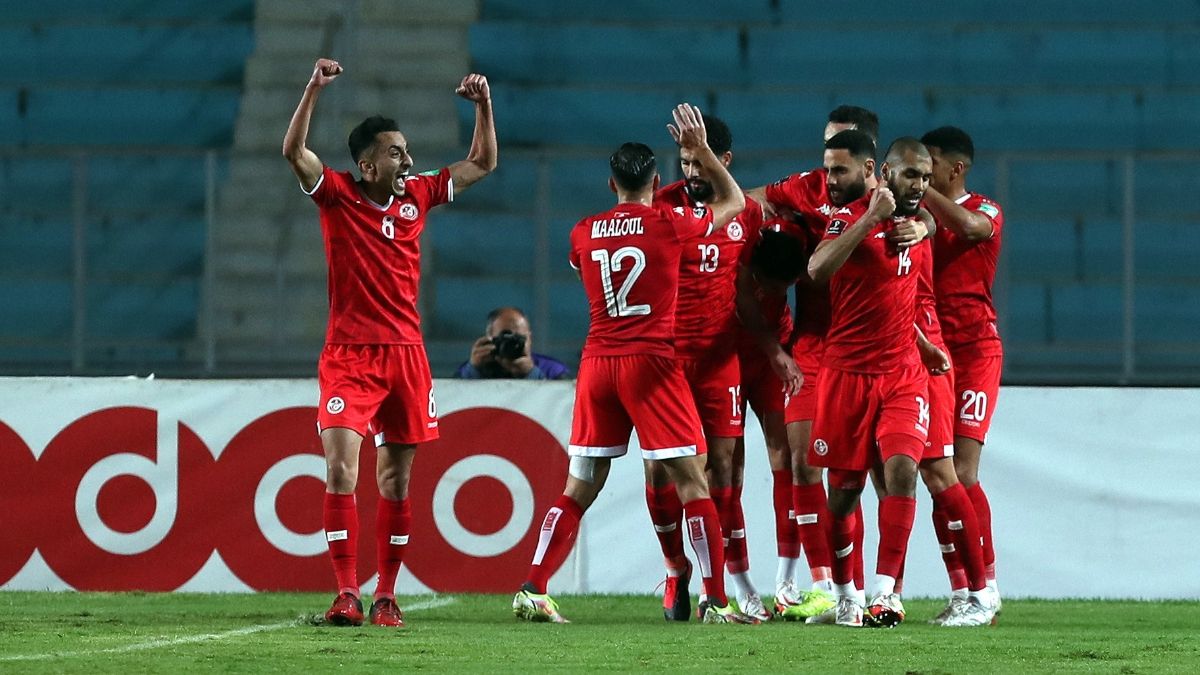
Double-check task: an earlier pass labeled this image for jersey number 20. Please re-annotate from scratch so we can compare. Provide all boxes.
[591,246,650,317]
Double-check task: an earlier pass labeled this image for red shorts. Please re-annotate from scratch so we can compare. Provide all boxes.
[809,362,929,471]
[923,354,956,461]
[317,343,438,446]
[949,351,1003,443]
[737,346,785,417]
[679,351,743,439]
[784,333,823,424]
[569,355,707,460]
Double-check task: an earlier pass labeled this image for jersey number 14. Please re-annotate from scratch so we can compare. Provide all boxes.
[591,246,650,317]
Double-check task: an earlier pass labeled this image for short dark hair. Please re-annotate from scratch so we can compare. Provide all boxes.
[749,229,806,283]
[348,115,400,162]
[825,129,876,161]
[703,114,732,155]
[884,136,930,164]
[610,142,657,191]
[920,126,975,163]
[828,105,880,142]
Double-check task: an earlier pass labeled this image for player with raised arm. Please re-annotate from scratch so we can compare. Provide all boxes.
[805,132,931,629]
[512,105,758,626]
[919,125,1006,616]
[645,114,772,622]
[283,58,496,627]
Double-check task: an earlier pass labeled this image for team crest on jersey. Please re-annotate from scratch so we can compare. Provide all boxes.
[813,439,829,456]
[827,219,848,236]
[727,221,744,240]
[326,397,345,414]
[399,203,419,220]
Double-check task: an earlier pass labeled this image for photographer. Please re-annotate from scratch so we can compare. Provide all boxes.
[453,307,570,380]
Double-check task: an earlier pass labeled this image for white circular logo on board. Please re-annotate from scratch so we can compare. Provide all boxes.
[326,397,345,414]
[399,203,419,220]
[727,222,743,240]
[813,439,829,456]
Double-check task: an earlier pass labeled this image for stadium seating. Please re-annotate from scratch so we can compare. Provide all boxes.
[431,276,535,337]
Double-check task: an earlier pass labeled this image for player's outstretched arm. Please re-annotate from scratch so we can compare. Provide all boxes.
[447,73,497,193]
[744,186,779,219]
[923,185,993,241]
[668,103,745,228]
[283,58,341,192]
[914,323,951,375]
[808,185,895,283]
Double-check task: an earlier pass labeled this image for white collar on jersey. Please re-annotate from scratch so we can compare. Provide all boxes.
[954,193,972,205]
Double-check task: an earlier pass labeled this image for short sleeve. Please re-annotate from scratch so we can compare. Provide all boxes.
[405,167,454,212]
[974,197,1003,238]
[764,171,816,214]
[303,166,350,207]
[668,204,715,242]
[568,222,583,271]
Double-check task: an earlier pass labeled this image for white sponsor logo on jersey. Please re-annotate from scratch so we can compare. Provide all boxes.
[326,396,345,414]
[818,203,834,216]
[399,203,419,220]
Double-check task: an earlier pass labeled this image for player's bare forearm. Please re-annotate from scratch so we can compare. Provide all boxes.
[807,214,879,283]
[735,265,777,356]
[700,145,745,229]
[923,186,991,241]
[282,83,324,191]
[745,186,777,218]
[449,74,497,192]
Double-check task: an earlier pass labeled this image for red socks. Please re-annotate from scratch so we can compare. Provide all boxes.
[932,504,969,590]
[876,496,917,581]
[645,484,686,570]
[374,496,411,600]
[683,498,728,606]
[933,483,987,591]
[772,470,801,559]
[965,483,996,580]
[525,495,583,594]
[323,492,359,596]
[727,486,751,574]
[792,482,832,580]
[829,512,857,586]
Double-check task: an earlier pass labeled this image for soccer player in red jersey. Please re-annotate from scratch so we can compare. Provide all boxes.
[919,126,1006,612]
[806,132,932,628]
[513,105,758,625]
[283,58,496,627]
[645,114,774,622]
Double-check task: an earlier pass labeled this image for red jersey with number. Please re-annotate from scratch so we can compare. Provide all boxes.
[656,181,759,357]
[916,236,944,348]
[305,166,452,345]
[736,219,800,348]
[569,201,713,359]
[933,192,1004,356]
[764,168,833,337]
[821,193,927,374]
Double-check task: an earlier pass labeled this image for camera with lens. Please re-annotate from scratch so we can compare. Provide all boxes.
[491,330,527,360]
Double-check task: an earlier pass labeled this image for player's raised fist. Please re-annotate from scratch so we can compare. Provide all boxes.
[868,185,896,221]
[667,103,708,151]
[456,74,491,103]
[310,58,343,87]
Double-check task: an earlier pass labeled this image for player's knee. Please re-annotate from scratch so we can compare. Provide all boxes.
[326,462,358,493]
[919,459,957,495]
[953,456,979,486]
[884,459,918,497]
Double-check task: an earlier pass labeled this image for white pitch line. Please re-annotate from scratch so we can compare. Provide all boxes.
[0,595,457,662]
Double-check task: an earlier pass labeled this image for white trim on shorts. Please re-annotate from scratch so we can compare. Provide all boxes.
[641,445,699,460]
[568,443,628,458]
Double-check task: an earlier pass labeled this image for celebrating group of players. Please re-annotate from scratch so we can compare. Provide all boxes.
[285,57,1002,630]
[512,103,1005,628]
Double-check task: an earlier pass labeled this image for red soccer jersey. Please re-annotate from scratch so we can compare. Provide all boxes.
[933,192,1004,355]
[736,219,799,349]
[916,236,944,348]
[306,166,452,345]
[820,193,928,374]
[569,201,713,358]
[764,168,834,337]
[656,181,759,357]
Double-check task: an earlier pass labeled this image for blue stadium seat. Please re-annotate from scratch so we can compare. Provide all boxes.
[25,88,242,146]
[2,0,252,21]
[0,87,19,145]
[431,276,535,337]
[88,155,216,213]
[1080,218,1123,282]
[470,23,742,85]
[0,25,253,86]
[87,218,205,277]
[0,156,73,210]
[0,278,73,339]
[955,28,1169,87]
[957,92,1142,151]
[481,0,774,22]
[1003,218,1078,281]
[0,218,74,277]
[85,280,198,340]
[774,1,1200,24]
[545,156,615,217]
[1168,32,1200,86]
[1006,159,1123,216]
[1139,92,1200,149]
[1049,283,1123,343]
[425,211,535,276]
[1133,159,1189,213]
[745,29,959,87]
[547,280,590,342]
[1004,282,1048,344]
[1136,285,1200,340]
[1135,223,1194,281]
[450,155,539,212]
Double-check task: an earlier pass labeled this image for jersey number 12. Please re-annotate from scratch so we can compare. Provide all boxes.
[591,246,651,317]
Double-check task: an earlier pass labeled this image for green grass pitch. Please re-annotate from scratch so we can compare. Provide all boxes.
[2,592,1198,673]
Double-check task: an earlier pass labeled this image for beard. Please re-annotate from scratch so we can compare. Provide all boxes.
[831,179,866,206]
[685,179,714,203]
[891,184,924,216]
